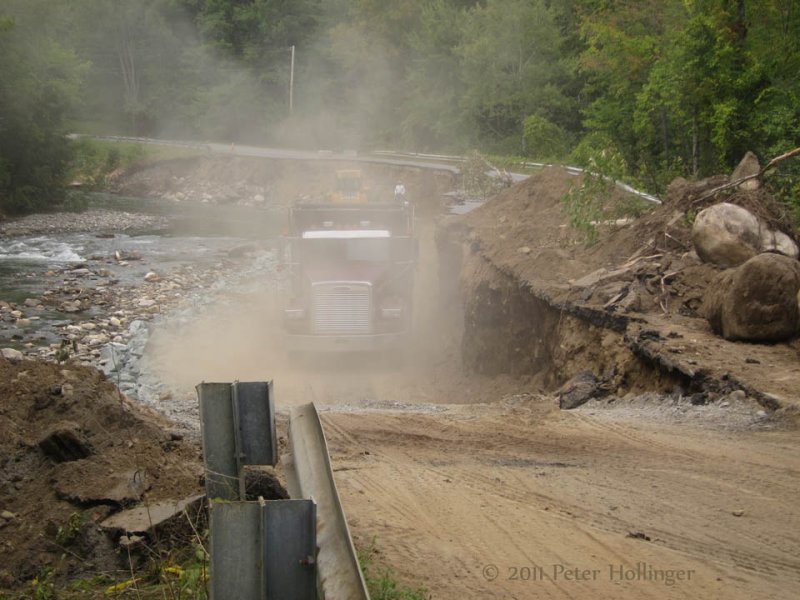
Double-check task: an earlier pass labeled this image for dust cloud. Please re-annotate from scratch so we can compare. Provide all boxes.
[143,279,460,410]
[139,163,478,410]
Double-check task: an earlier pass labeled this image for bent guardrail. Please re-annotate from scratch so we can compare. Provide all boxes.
[196,382,369,600]
[283,403,371,600]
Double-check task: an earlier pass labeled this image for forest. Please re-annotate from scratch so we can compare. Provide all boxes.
[0,0,798,214]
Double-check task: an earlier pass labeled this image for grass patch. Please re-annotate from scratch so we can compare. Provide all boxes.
[358,538,429,600]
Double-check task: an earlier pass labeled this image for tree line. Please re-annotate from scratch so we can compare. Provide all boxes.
[1,0,798,215]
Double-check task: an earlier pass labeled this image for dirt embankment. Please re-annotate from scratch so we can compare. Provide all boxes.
[0,356,203,587]
[440,167,800,411]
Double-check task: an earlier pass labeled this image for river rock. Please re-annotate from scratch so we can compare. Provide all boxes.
[703,253,800,342]
[61,300,83,313]
[85,333,110,346]
[1,348,24,362]
[144,271,160,282]
[761,229,799,259]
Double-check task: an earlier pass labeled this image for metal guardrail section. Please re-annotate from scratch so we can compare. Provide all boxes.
[210,499,316,600]
[79,134,661,204]
[197,381,277,501]
[198,382,320,599]
[372,150,662,204]
[283,403,371,600]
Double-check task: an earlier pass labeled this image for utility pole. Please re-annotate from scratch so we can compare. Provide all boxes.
[289,44,295,115]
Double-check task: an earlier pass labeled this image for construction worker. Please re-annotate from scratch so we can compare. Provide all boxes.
[394,181,406,202]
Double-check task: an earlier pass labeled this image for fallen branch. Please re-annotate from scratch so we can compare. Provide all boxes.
[571,253,662,288]
[663,231,688,250]
[692,146,800,205]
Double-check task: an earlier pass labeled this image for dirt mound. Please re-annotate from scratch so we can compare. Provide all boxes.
[461,167,798,321]
[450,166,800,408]
[0,355,203,589]
[459,167,590,284]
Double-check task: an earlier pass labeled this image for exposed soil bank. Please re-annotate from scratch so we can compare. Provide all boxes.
[440,166,800,412]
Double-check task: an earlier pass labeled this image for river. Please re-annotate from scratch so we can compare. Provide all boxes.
[0,193,285,380]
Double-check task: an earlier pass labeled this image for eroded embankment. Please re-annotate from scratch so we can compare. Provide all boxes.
[438,221,701,397]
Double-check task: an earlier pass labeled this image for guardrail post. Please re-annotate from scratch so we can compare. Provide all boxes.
[197,382,240,500]
[197,381,277,500]
[210,499,316,600]
[232,381,278,469]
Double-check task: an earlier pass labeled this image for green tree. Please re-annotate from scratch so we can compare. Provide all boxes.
[65,0,203,136]
[0,4,86,215]
[577,0,680,177]
[401,0,468,150]
[457,0,570,153]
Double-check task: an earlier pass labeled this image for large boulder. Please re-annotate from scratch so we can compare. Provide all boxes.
[692,203,762,267]
[692,202,799,267]
[703,253,800,342]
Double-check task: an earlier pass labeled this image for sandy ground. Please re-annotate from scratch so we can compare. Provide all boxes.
[323,401,800,600]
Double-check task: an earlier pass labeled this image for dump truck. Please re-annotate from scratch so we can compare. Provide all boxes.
[280,197,415,352]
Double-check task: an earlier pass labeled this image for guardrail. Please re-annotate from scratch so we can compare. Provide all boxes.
[75,134,661,204]
[283,403,371,600]
[196,382,370,600]
[371,149,662,205]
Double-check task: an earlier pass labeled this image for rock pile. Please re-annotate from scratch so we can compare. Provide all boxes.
[0,246,278,404]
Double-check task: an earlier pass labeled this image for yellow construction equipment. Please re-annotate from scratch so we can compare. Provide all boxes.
[329,169,368,203]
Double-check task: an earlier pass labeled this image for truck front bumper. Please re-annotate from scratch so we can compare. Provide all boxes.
[283,332,409,353]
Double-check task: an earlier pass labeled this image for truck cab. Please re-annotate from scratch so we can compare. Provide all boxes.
[280,201,415,352]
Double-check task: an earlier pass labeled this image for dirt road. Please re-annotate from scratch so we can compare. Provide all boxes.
[321,400,800,600]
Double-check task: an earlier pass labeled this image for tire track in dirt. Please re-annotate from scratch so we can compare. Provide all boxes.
[324,404,800,600]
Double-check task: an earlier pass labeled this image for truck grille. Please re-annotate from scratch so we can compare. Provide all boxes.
[312,283,372,335]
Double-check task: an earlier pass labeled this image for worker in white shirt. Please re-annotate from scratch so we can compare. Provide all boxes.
[394,181,406,202]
